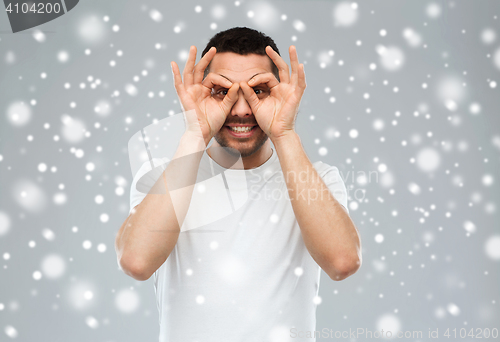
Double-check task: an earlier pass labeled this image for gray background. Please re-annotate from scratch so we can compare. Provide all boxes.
[1,0,499,341]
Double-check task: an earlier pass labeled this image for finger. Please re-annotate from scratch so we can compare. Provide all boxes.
[265,45,290,84]
[182,45,197,87]
[220,83,240,113]
[239,81,261,113]
[193,47,217,84]
[201,72,233,90]
[289,45,300,86]
[171,61,187,98]
[247,72,280,89]
[297,63,306,91]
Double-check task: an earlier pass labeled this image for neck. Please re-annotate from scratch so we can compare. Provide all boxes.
[207,140,273,170]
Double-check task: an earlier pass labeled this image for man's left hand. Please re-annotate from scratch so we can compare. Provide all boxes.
[239,45,306,142]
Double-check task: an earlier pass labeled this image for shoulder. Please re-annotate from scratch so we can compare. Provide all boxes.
[313,161,349,213]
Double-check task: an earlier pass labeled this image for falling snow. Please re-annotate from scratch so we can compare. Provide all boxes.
[0,1,499,341]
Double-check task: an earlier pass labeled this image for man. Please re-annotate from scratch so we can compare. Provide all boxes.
[115,27,361,342]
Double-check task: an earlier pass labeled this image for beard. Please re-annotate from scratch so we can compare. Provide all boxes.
[213,126,269,158]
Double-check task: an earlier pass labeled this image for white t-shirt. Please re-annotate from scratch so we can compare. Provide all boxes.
[128,148,349,342]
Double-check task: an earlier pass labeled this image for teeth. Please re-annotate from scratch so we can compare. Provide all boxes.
[229,126,253,133]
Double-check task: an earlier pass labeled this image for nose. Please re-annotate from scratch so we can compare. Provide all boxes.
[230,88,252,118]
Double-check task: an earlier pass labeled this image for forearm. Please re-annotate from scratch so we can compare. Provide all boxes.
[116,132,206,280]
[272,132,361,280]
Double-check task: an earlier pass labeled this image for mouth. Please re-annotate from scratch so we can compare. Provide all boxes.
[224,124,259,138]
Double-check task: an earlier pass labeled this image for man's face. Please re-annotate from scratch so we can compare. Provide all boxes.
[208,52,274,158]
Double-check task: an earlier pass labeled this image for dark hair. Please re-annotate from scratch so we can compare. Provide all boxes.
[201,26,280,82]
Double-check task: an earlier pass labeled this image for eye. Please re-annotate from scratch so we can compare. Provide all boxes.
[215,89,228,97]
[253,88,269,98]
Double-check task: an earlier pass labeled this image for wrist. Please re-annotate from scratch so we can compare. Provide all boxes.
[181,131,208,151]
[271,130,299,147]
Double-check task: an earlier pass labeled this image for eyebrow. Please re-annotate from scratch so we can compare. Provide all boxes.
[218,72,266,84]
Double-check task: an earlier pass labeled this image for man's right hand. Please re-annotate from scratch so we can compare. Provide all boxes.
[171,46,239,146]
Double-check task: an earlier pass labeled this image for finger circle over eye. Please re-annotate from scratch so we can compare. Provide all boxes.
[247,72,279,89]
[201,72,233,89]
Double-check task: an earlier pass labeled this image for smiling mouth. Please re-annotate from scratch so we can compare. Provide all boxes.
[223,124,259,138]
[225,125,257,133]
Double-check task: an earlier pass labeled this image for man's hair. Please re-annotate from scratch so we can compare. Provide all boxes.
[201,26,281,82]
